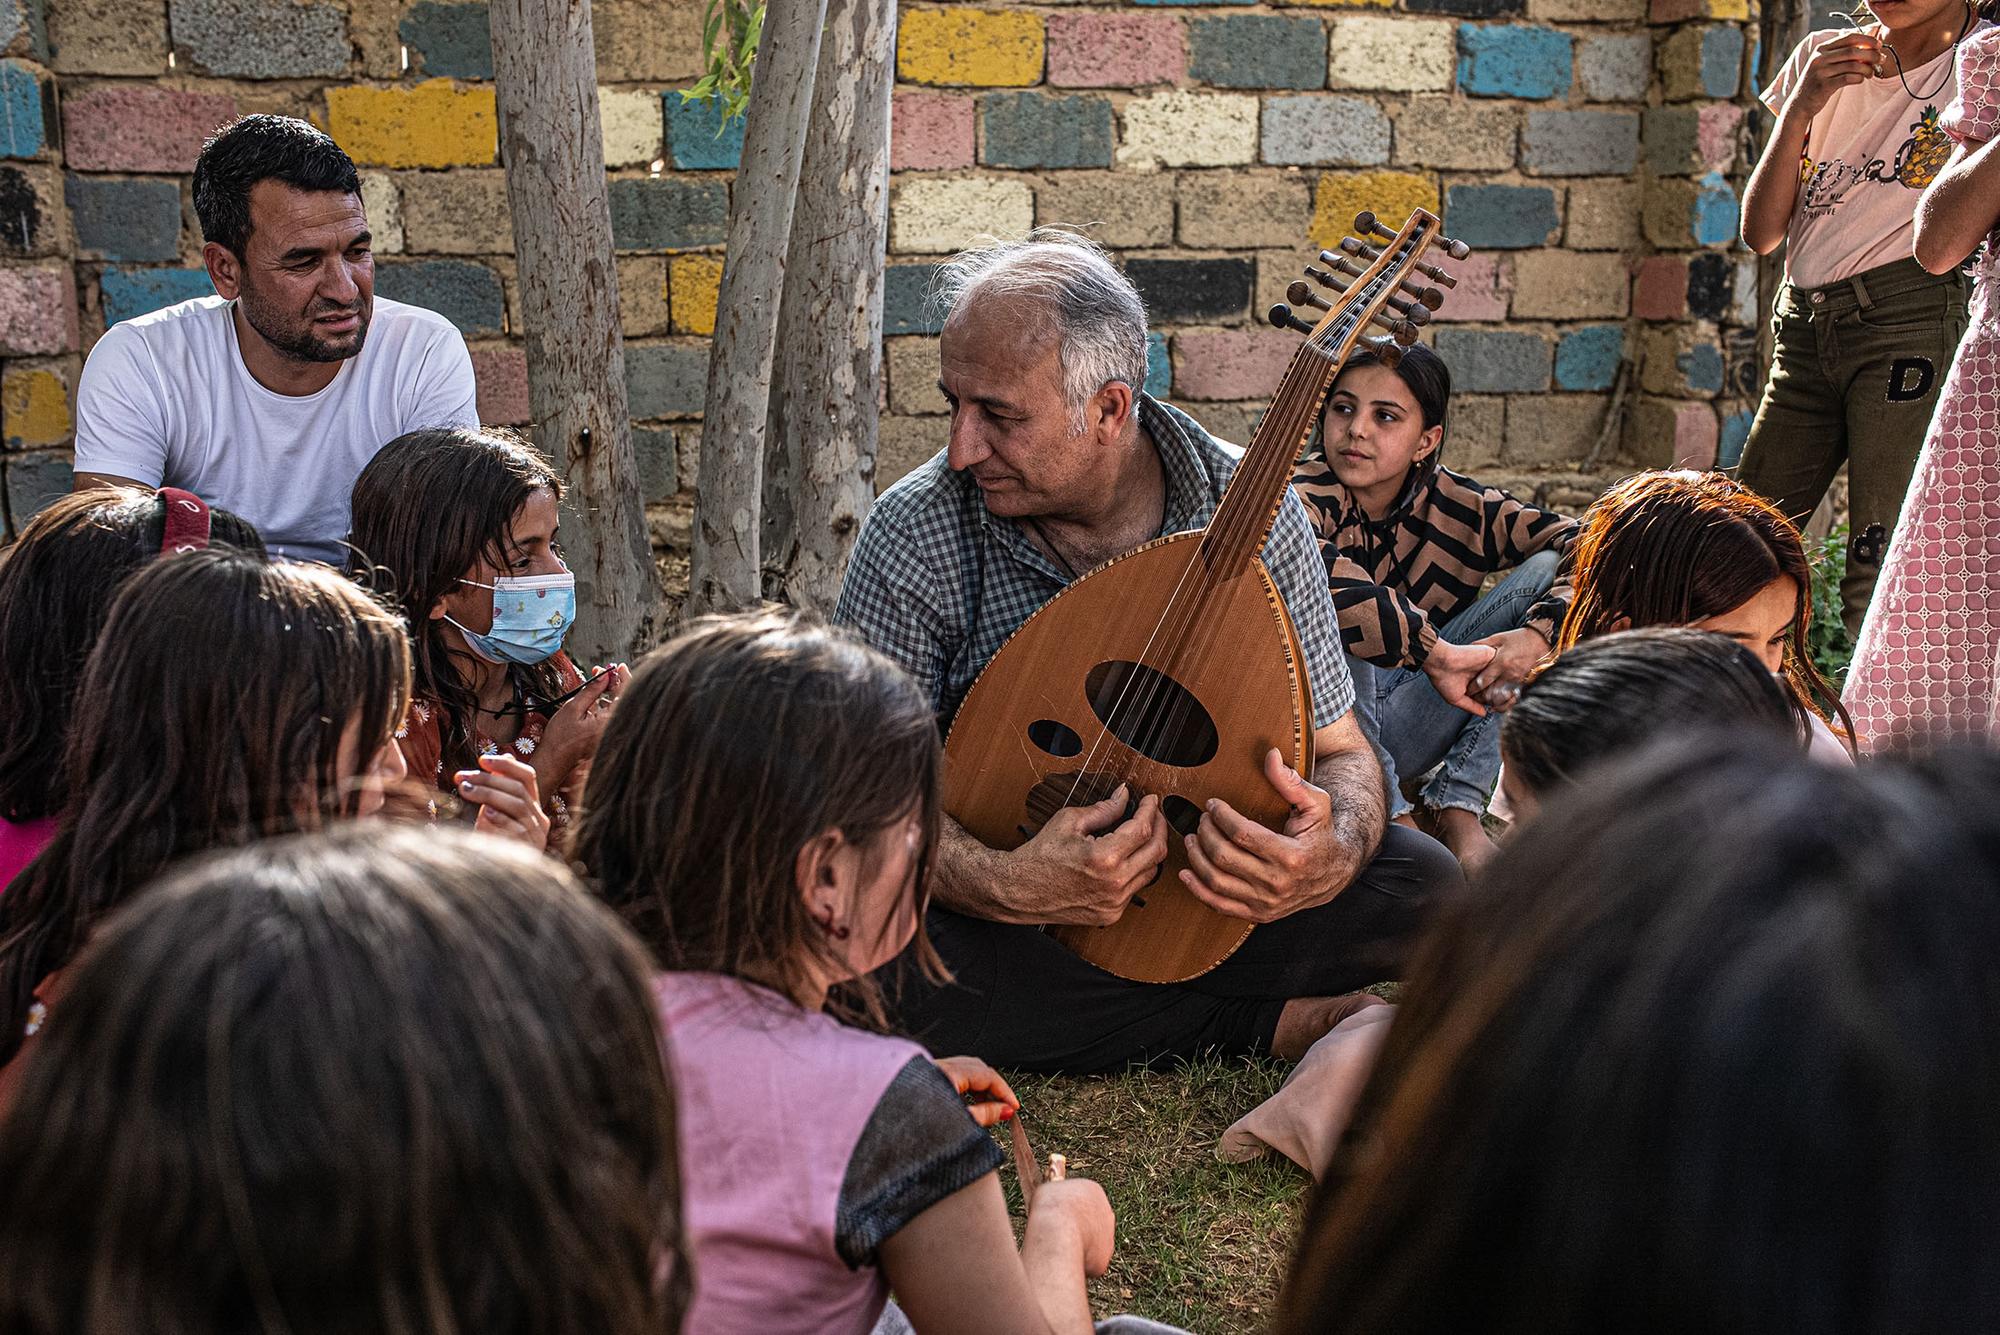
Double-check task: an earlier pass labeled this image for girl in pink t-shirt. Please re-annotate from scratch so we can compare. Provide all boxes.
[570,611,1123,1335]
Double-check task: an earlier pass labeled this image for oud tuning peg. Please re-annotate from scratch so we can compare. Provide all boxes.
[1338,236,1382,262]
[1439,235,1472,260]
[1286,280,1332,312]
[1367,311,1420,345]
[1303,263,1352,292]
[1316,250,1370,279]
[1362,335,1405,368]
[1398,279,1447,309]
[1352,210,1397,243]
[1267,303,1316,336]
[1383,294,1433,327]
[1411,258,1459,290]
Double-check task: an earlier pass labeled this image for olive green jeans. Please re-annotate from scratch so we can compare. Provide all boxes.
[1737,257,1970,638]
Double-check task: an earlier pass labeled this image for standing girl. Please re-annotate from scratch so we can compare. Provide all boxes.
[1845,17,2000,748]
[1739,0,1986,636]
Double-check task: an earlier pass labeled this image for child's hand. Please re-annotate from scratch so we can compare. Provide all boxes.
[1793,32,1882,117]
[1422,639,1499,716]
[536,663,628,785]
[1029,1178,1117,1277]
[1469,627,1552,700]
[935,1055,1020,1127]
[455,753,552,852]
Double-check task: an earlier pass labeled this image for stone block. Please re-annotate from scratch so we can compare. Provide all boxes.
[1034,172,1175,247]
[1635,325,1722,396]
[5,450,70,527]
[982,91,1113,169]
[633,426,678,502]
[1456,24,1573,99]
[1554,324,1624,392]
[169,0,349,78]
[399,170,514,255]
[1391,98,1518,171]
[1699,102,1745,171]
[1445,393,1504,469]
[62,86,237,172]
[898,8,1044,88]
[883,262,946,336]
[1641,106,1702,175]
[375,259,503,335]
[664,94,744,171]
[1430,251,1511,322]
[1511,249,1628,318]
[1171,329,1293,400]
[1189,14,1327,90]
[1443,183,1560,249]
[617,255,668,336]
[48,0,167,75]
[1177,172,1310,249]
[1434,328,1550,393]
[877,415,941,493]
[1565,177,1641,250]
[1642,172,1738,248]
[1678,341,1724,393]
[1577,31,1650,101]
[886,336,945,416]
[0,163,59,257]
[2,365,70,448]
[358,172,402,253]
[1262,95,1391,166]
[668,253,723,336]
[1311,170,1438,251]
[892,91,974,171]
[1047,12,1182,88]
[1126,256,1253,322]
[0,59,46,157]
[1328,16,1457,93]
[98,265,206,328]
[891,176,1033,253]
[1632,255,1689,319]
[1145,331,1170,396]
[609,177,729,251]
[1522,109,1638,176]
[1730,254,1758,325]
[399,1,490,79]
[599,88,664,169]
[1660,24,1744,101]
[0,0,36,57]
[1686,251,1734,322]
[65,175,181,262]
[327,81,497,169]
[1626,395,1717,469]
[592,0,703,82]
[1718,406,1754,468]
[1651,0,1749,21]
[1531,0,1644,14]
[1505,394,1602,465]
[1407,0,1521,14]
[626,342,709,419]
[469,345,529,424]
[1116,90,1259,169]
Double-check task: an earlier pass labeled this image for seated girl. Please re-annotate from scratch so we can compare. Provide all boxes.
[0,548,412,1103]
[0,824,688,1333]
[1557,469,1854,761]
[570,611,1125,1335]
[0,487,262,885]
[348,426,627,851]
[1293,344,1577,871]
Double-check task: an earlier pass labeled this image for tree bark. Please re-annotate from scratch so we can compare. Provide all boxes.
[763,0,895,614]
[487,0,655,660]
[686,0,830,614]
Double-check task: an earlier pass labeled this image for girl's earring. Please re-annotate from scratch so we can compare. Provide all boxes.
[814,910,851,942]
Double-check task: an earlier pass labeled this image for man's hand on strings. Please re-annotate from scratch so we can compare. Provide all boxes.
[1002,785,1168,927]
[1181,748,1345,923]
[934,1055,1020,1127]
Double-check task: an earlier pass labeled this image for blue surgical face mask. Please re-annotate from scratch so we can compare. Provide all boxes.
[447,566,576,666]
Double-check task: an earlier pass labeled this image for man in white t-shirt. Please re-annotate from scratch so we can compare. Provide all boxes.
[73,114,479,565]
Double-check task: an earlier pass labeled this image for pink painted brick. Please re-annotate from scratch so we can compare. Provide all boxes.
[1632,255,1689,320]
[1171,330,1292,401]
[1673,401,1718,470]
[1047,13,1184,89]
[0,266,75,355]
[65,86,240,173]
[471,347,530,425]
[1697,103,1744,170]
[1432,253,1510,323]
[892,91,974,171]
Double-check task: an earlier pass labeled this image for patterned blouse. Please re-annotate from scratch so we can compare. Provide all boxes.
[394,651,588,830]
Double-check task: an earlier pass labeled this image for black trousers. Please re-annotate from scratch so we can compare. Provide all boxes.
[883,823,1462,1074]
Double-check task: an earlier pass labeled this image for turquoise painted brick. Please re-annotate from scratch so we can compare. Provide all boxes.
[1457,25,1573,99]
[626,343,708,419]
[1718,408,1754,468]
[1262,95,1390,165]
[665,95,744,171]
[66,176,181,262]
[0,60,45,158]
[1555,325,1624,392]
[400,2,492,79]
[982,92,1113,169]
[4,451,70,533]
[1145,332,1170,396]
[884,263,945,336]
[374,259,505,335]
[1435,328,1551,393]
[1677,342,1725,393]
[1701,26,1744,99]
[1444,184,1560,249]
[1189,14,1326,90]
[1693,171,1738,246]
[1521,109,1638,175]
[609,177,729,250]
[102,267,213,325]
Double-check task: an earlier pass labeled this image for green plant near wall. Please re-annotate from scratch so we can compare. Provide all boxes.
[682,0,765,123]
[1808,523,1855,685]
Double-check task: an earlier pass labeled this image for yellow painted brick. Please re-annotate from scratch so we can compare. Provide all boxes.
[1311,171,1438,252]
[897,8,1043,87]
[669,254,724,336]
[326,80,498,169]
[1293,0,1395,7]
[2,368,71,448]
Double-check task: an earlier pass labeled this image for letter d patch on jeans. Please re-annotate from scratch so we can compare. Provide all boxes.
[1887,357,1936,402]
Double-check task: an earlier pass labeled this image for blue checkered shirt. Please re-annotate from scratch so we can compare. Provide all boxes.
[834,394,1355,731]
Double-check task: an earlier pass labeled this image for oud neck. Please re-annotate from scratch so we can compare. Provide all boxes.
[1199,338,1340,576]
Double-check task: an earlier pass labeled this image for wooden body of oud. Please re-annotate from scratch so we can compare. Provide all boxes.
[942,531,1315,983]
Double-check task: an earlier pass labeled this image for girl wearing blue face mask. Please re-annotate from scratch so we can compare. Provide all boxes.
[348,427,630,851]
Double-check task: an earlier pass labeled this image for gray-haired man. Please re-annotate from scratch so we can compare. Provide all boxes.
[836,232,1462,1074]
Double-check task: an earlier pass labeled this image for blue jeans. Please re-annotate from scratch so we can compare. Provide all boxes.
[1350,551,1560,819]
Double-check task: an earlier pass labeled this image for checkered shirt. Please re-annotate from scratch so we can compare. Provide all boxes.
[834,394,1355,731]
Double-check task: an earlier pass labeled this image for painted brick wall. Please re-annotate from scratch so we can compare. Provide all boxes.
[0,0,1765,544]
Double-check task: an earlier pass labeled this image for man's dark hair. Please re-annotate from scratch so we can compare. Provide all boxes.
[191,114,361,256]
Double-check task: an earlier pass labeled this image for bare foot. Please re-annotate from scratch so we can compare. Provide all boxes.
[1432,806,1500,877]
[1271,991,1390,1061]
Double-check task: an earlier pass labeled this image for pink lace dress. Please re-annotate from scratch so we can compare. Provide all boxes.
[1845,27,2000,751]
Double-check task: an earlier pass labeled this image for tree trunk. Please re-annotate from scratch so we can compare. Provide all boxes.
[487,0,655,660]
[763,0,896,614]
[686,0,830,614]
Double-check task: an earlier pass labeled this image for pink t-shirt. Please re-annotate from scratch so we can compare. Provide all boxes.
[0,815,58,891]
[1762,25,1989,286]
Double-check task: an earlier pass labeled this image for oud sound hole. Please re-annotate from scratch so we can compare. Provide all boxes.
[1027,718,1083,758]
[1162,795,1203,836]
[1083,660,1218,768]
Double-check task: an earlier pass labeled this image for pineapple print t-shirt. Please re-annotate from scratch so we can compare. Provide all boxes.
[1762,24,1989,288]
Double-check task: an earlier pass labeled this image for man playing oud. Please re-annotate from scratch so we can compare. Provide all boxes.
[836,233,1463,1074]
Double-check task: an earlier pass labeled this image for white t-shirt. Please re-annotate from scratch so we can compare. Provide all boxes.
[74,295,480,565]
[1762,25,1988,288]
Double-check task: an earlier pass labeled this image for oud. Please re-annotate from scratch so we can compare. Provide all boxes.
[942,209,1465,984]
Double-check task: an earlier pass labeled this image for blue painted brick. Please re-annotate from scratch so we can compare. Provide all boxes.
[1718,408,1754,468]
[101,267,213,325]
[1189,15,1326,90]
[1521,109,1638,176]
[1701,26,1744,99]
[1444,184,1560,249]
[1693,171,1739,246]
[66,176,181,262]
[1677,341,1724,393]
[982,92,1113,169]
[626,343,708,419]
[1554,325,1624,392]
[4,450,70,533]
[665,95,745,170]
[1144,332,1170,397]
[1435,328,1551,393]
[609,177,729,250]
[1407,0,1521,14]
[0,60,46,158]
[1456,25,1573,99]
[374,259,504,335]
[399,2,492,79]
[885,262,946,337]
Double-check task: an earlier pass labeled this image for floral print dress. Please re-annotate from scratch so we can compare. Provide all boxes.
[394,651,588,830]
